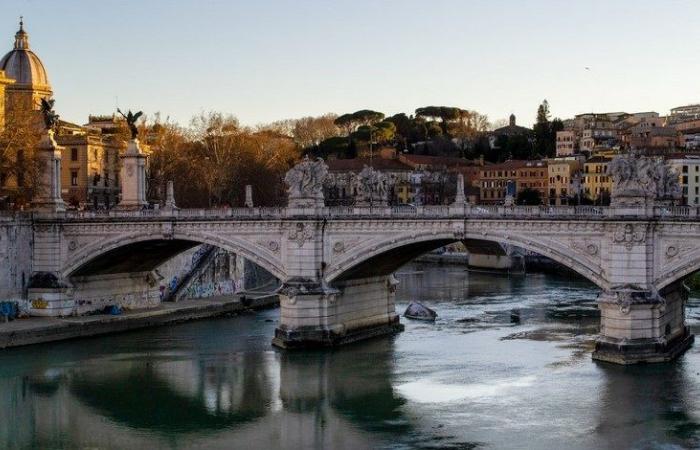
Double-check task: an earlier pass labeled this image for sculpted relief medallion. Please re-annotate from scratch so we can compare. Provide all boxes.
[613,224,647,250]
[288,222,313,247]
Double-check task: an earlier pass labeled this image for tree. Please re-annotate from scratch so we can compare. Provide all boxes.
[333,113,356,136]
[385,113,412,138]
[353,121,395,144]
[351,109,384,127]
[146,111,302,208]
[490,118,509,130]
[333,110,385,136]
[291,114,340,149]
[516,188,542,205]
[0,107,42,208]
[426,122,443,139]
[415,106,461,136]
[533,99,561,158]
[536,99,551,124]
[314,136,349,159]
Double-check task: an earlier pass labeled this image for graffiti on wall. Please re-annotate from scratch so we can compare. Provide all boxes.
[185,279,239,299]
[31,298,48,309]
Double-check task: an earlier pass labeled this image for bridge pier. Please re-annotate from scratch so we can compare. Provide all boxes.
[26,272,74,316]
[272,275,403,349]
[593,283,694,364]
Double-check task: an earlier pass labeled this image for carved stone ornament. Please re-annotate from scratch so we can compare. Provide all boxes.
[333,241,345,253]
[613,224,647,250]
[571,240,599,256]
[288,222,313,247]
[608,152,681,205]
[600,288,664,315]
[285,156,328,202]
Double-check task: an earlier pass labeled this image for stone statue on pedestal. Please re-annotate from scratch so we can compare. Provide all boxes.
[285,156,328,207]
[353,165,391,206]
[40,98,60,132]
[117,108,143,139]
[608,152,681,206]
[32,98,65,213]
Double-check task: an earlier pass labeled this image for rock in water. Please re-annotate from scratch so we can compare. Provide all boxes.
[404,302,437,321]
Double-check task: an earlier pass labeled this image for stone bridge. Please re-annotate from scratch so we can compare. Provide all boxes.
[21,142,700,364]
[25,201,700,365]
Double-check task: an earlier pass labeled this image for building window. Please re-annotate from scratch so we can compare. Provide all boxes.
[71,171,78,186]
[71,148,78,161]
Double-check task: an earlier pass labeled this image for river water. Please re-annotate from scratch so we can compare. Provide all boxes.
[2,264,700,449]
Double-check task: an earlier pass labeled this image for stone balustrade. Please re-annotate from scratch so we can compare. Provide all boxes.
[16,204,700,222]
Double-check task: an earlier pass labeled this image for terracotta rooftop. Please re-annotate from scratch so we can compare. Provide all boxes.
[399,154,482,167]
[483,160,527,171]
[585,156,612,163]
[326,158,413,172]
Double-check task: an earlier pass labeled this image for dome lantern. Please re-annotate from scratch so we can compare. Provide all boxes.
[14,17,29,50]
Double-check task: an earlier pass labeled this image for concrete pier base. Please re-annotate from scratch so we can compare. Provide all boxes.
[593,283,694,364]
[272,275,404,349]
[26,272,74,317]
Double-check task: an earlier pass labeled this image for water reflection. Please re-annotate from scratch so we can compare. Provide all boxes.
[2,265,700,449]
[0,325,416,449]
[69,353,272,433]
[593,361,700,449]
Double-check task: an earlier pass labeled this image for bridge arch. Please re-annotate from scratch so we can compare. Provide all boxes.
[655,248,700,291]
[62,231,286,281]
[325,231,607,289]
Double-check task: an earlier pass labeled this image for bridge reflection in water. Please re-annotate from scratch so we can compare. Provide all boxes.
[3,268,700,448]
[0,314,416,449]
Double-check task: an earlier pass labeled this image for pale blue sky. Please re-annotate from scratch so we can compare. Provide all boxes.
[1,0,698,127]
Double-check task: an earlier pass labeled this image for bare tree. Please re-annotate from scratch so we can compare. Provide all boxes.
[0,107,42,208]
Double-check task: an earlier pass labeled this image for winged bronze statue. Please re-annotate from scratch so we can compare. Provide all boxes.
[40,98,60,132]
[117,108,143,139]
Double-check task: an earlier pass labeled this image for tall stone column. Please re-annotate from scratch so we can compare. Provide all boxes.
[453,173,466,204]
[244,184,253,208]
[162,180,177,211]
[450,173,466,215]
[31,130,65,213]
[116,139,147,210]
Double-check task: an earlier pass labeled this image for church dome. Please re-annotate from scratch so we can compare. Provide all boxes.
[0,19,50,89]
